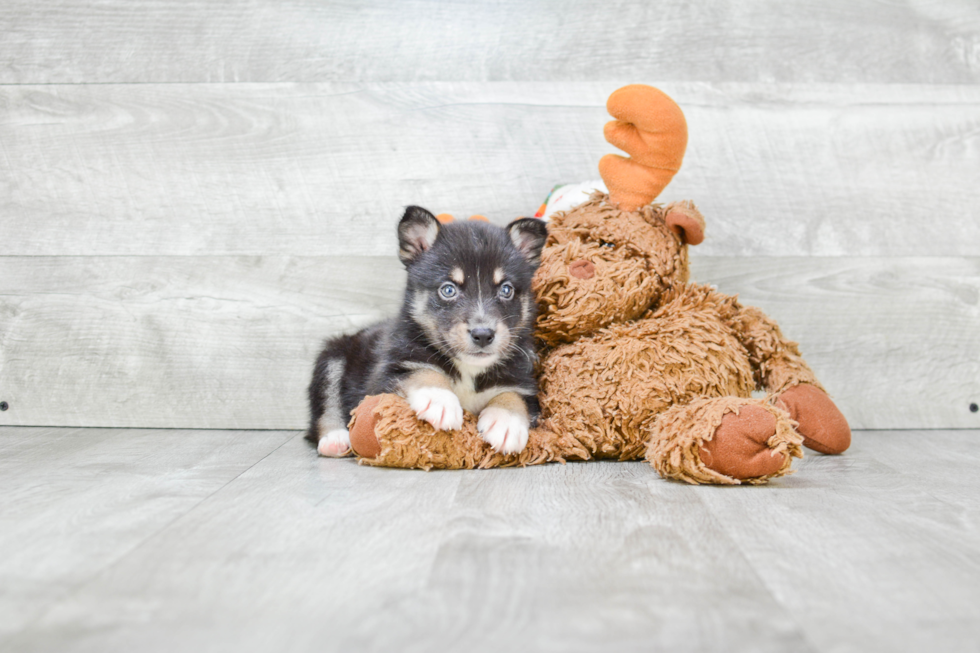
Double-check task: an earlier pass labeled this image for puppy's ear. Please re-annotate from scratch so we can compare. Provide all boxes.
[507,218,548,267]
[398,206,441,266]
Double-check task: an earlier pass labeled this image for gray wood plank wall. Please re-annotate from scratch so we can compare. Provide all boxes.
[1,1,978,431]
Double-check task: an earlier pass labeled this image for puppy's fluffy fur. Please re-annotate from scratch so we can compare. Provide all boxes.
[307,206,548,457]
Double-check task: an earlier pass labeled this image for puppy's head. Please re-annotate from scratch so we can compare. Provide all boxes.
[398,206,548,369]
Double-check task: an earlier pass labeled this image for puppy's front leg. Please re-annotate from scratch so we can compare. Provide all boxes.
[478,392,530,455]
[402,369,464,432]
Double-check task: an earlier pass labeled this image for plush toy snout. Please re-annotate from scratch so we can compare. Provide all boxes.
[534,235,661,347]
[569,260,595,279]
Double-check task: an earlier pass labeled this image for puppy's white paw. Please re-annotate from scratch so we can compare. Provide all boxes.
[317,429,352,457]
[477,407,529,455]
[409,387,464,431]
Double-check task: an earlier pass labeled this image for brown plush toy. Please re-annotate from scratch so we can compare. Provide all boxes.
[346,85,851,484]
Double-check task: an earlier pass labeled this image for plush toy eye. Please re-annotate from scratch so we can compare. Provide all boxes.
[438,282,458,300]
[599,240,615,249]
[499,282,515,300]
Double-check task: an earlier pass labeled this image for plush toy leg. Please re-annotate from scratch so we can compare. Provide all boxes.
[645,396,803,485]
[776,384,851,454]
[348,394,591,470]
[725,302,823,393]
[726,303,851,454]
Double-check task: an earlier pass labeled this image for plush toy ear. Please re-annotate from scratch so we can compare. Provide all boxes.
[398,206,441,265]
[507,218,548,266]
[665,202,705,246]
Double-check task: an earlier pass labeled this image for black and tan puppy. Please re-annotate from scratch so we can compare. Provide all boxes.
[307,206,548,457]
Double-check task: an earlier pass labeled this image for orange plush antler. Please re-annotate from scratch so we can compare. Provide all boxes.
[435,214,489,224]
[598,85,688,211]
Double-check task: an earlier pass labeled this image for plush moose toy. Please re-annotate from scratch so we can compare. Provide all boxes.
[344,85,850,484]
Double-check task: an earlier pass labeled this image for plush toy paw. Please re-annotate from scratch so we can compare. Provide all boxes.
[777,384,851,454]
[477,406,530,454]
[648,397,803,485]
[698,406,786,479]
[317,428,352,457]
[408,387,464,432]
[349,395,384,459]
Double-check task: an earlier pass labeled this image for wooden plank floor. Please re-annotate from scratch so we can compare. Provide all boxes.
[3,427,979,652]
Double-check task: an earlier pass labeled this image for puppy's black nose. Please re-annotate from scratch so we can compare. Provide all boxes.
[469,328,495,347]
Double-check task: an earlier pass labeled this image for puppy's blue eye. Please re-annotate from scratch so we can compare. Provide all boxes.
[599,240,615,248]
[438,282,458,300]
[499,282,514,300]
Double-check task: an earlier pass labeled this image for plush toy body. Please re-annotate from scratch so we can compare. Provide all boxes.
[344,85,850,484]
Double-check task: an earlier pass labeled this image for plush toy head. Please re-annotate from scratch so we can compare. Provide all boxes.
[532,196,708,348]
[532,197,694,347]
[531,85,706,347]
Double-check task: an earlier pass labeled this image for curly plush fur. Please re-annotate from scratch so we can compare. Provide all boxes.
[347,193,849,484]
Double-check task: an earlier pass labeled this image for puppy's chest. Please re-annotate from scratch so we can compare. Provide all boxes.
[450,372,498,414]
